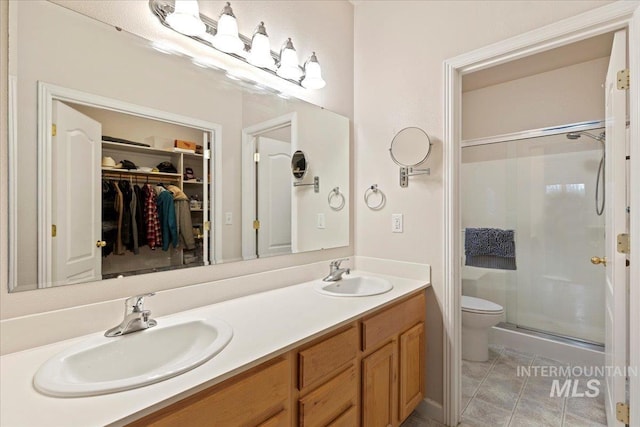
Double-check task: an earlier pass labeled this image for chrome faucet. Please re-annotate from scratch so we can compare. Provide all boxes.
[105,293,157,337]
[323,258,351,282]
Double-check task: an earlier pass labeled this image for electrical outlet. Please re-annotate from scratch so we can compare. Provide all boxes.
[225,212,233,225]
[392,214,403,233]
[317,213,326,229]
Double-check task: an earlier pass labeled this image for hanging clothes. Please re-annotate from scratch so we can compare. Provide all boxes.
[101,180,118,257]
[155,185,179,251]
[166,184,196,250]
[119,180,132,248]
[113,180,125,255]
[129,186,139,255]
[133,184,147,247]
[143,184,162,250]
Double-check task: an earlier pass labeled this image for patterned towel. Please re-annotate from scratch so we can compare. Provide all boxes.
[465,228,516,270]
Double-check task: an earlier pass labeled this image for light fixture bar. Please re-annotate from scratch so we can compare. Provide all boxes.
[149,0,303,87]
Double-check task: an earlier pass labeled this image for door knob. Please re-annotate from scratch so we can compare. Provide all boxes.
[96,240,107,248]
[591,256,607,266]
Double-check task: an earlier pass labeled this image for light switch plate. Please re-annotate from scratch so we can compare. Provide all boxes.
[392,214,403,233]
[317,213,326,229]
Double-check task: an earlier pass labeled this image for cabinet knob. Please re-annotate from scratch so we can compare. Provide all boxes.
[96,240,107,248]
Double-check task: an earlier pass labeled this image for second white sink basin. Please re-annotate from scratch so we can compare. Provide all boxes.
[314,275,393,297]
[34,314,233,397]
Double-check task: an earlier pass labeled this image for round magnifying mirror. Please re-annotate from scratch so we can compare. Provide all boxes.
[291,150,308,180]
[389,127,432,167]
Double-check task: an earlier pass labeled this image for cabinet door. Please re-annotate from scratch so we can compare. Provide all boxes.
[362,341,396,427]
[399,322,425,421]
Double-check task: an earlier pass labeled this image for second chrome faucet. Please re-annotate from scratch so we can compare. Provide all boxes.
[105,293,157,337]
[323,258,351,282]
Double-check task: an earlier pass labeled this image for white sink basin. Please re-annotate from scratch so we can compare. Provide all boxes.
[314,276,393,297]
[34,314,233,397]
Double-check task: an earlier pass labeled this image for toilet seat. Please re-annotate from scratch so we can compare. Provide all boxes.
[462,295,503,314]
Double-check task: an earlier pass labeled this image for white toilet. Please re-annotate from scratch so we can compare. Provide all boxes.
[462,295,504,362]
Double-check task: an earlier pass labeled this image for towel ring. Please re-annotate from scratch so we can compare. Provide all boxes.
[328,187,345,211]
[364,184,386,210]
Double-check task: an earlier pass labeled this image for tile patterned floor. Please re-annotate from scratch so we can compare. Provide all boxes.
[401,345,607,427]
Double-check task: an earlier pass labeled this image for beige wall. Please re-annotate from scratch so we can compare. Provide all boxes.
[353,0,611,407]
[463,57,609,140]
[0,0,354,319]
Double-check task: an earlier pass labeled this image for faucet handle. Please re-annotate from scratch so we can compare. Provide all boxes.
[125,293,155,313]
[330,258,350,268]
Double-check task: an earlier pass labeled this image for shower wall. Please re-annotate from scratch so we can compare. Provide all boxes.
[461,134,605,344]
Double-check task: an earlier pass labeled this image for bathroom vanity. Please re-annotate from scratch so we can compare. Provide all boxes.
[0,271,429,426]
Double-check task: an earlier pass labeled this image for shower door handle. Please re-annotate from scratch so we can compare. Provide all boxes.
[590,256,607,266]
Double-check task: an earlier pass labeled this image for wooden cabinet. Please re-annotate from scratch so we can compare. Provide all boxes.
[128,291,426,427]
[362,341,397,427]
[297,326,359,427]
[129,357,290,427]
[361,293,426,427]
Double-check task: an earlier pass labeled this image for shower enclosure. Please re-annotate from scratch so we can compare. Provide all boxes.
[460,122,606,345]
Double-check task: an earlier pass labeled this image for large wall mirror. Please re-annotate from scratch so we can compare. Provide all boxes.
[8,1,350,292]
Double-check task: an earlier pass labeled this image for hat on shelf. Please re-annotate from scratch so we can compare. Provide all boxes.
[156,161,177,173]
[115,159,138,170]
[101,156,117,168]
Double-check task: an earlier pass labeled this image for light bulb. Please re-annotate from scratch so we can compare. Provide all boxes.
[166,0,206,36]
[211,2,244,54]
[276,38,302,80]
[301,52,326,89]
[247,22,275,68]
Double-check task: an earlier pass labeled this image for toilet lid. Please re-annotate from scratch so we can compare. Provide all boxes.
[462,295,503,314]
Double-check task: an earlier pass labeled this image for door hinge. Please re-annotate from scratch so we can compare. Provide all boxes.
[617,69,630,90]
[617,234,630,254]
[51,224,57,237]
[204,221,210,231]
[254,153,260,163]
[253,219,260,230]
[616,402,629,424]
[52,124,57,136]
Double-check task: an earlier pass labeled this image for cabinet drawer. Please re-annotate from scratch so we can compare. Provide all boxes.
[362,292,425,352]
[298,365,358,427]
[298,326,358,390]
[327,405,358,427]
[130,357,290,427]
[257,409,289,427]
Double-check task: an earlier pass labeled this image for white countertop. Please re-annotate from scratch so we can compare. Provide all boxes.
[0,270,429,426]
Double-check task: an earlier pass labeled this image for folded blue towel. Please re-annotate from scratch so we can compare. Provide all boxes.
[465,228,516,270]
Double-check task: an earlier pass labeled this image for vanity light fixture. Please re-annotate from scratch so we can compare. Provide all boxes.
[211,2,244,54]
[247,22,275,69]
[301,52,326,89]
[165,0,206,36]
[149,0,325,89]
[277,38,303,80]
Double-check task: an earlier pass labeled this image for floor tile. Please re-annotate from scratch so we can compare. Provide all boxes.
[563,412,607,427]
[509,395,563,427]
[461,398,512,427]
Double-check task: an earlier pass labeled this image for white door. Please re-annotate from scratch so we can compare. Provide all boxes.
[51,101,102,285]
[257,136,292,257]
[603,29,628,427]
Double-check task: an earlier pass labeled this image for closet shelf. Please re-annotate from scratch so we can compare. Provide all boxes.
[101,168,182,180]
[102,141,204,158]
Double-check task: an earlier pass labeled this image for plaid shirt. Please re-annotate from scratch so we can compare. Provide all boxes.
[143,184,162,249]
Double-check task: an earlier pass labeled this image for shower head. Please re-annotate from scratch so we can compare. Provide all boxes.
[566,131,605,142]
